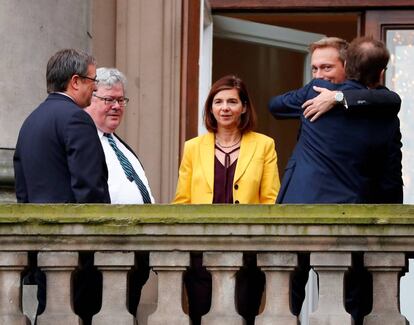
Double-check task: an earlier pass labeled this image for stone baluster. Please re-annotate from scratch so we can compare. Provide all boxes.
[0,252,28,325]
[255,252,298,325]
[202,252,244,325]
[364,252,407,325]
[93,252,135,324]
[309,252,352,325]
[147,251,190,325]
[37,252,79,325]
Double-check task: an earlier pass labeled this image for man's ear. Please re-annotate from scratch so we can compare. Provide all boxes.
[69,75,80,91]
[380,69,386,84]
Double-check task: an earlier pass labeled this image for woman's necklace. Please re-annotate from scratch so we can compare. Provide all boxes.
[215,136,241,149]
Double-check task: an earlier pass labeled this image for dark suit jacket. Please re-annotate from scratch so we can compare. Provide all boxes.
[269,79,403,203]
[14,93,110,203]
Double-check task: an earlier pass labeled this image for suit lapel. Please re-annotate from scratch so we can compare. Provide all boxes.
[234,132,256,183]
[200,133,215,191]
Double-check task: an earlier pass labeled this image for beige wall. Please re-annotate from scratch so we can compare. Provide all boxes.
[0,0,92,149]
[0,0,182,203]
[91,0,182,203]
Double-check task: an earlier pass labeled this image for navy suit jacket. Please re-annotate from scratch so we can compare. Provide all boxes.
[269,79,403,203]
[14,93,110,203]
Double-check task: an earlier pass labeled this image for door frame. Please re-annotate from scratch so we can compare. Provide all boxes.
[180,0,414,148]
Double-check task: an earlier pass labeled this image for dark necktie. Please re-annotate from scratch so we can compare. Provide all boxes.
[104,133,152,203]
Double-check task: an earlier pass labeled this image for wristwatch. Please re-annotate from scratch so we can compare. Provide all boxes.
[334,91,345,104]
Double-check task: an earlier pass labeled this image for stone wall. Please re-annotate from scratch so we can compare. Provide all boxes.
[0,0,182,203]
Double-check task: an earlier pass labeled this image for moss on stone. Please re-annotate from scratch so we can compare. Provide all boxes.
[0,204,413,226]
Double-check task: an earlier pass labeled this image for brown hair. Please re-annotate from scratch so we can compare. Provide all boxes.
[309,37,349,64]
[345,36,389,87]
[46,49,96,93]
[204,75,256,133]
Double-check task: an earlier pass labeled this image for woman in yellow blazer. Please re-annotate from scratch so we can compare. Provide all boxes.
[174,75,280,204]
[173,75,280,325]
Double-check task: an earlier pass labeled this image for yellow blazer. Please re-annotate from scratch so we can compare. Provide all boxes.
[173,131,280,204]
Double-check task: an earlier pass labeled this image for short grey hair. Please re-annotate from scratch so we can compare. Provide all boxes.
[96,67,127,91]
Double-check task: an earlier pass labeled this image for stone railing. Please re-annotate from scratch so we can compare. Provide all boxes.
[0,204,413,324]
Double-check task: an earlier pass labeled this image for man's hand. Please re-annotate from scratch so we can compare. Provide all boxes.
[302,86,337,122]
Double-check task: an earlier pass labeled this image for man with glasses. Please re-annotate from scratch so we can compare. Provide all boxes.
[85,67,154,205]
[85,67,154,320]
[14,48,109,203]
[13,49,110,323]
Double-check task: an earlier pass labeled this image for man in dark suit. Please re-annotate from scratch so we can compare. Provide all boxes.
[13,49,111,323]
[269,37,403,325]
[14,48,110,203]
[269,37,402,204]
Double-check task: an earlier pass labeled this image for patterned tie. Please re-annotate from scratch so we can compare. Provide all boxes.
[104,133,152,203]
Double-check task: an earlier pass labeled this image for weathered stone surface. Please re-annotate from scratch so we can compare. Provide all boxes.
[0,252,28,325]
[309,252,352,325]
[93,252,135,324]
[150,251,189,267]
[147,252,190,325]
[310,252,352,267]
[256,253,298,325]
[203,252,243,267]
[364,252,405,267]
[364,253,408,325]
[94,251,134,266]
[0,204,412,324]
[203,252,243,325]
[37,252,79,325]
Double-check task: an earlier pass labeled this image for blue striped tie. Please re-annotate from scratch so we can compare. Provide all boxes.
[104,133,152,203]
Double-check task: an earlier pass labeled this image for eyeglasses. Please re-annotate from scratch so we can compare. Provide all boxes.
[93,94,130,107]
[79,75,98,84]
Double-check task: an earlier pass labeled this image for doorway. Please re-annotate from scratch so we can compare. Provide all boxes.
[212,13,359,177]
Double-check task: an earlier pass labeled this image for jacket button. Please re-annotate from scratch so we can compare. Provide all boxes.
[234,184,239,190]
[235,200,239,204]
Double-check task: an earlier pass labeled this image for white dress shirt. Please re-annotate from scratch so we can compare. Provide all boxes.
[98,130,155,204]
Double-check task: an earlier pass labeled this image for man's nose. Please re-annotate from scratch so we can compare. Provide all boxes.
[314,69,323,79]
[112,102,121,110]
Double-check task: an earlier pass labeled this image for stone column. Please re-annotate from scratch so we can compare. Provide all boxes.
[115,0,182,203]
[147,251,190,325]
[0,252,28,325]
[309,252,352,325]
[202,252,244,325]
[255,252,298,325]
[37,252,79,325]
[93,252,135,324]
[364,252,407,325]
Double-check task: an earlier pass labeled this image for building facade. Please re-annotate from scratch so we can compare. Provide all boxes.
[0,0,413,203]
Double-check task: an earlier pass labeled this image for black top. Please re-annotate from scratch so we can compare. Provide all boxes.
[213,145,239,203]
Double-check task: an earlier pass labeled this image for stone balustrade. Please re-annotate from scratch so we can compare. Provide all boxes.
[0,204,412,324]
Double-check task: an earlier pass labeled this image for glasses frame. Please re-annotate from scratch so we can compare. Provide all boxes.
[93,94,130,107]
[79,75,98,84]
